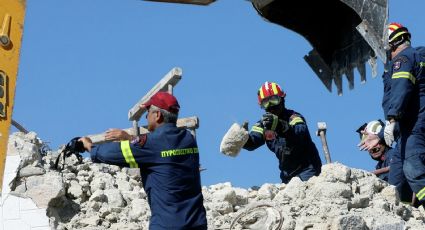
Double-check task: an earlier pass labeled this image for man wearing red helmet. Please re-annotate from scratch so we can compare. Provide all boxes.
[243,82,322,183]
[360,22,425,206]
[79,92,207,230]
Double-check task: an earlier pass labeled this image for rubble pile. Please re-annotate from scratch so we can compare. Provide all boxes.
[7,132,425,229]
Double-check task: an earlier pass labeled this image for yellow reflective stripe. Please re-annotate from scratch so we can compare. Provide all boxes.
[392,71,416,84]
[271,116,278,130]
[259,87,264,99]
[389,31,407,42]
[289,117,304,126]
[271,83,278,95]
[416,186,425,200]
[251,126,264,134]
[120,140,139,168]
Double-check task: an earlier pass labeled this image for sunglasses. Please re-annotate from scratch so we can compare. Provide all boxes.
[260,95,282,109]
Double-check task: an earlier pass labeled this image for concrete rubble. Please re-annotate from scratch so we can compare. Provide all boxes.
[6,132,425,229]
[220,123,249,157]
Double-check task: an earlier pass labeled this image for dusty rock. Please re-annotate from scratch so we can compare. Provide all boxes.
[212,187,236,205]
[104,189,125,208]
[129,199,148,220]
[23,172,65,208]
[220,123,249,157]
[257,183,278,200]
[68,180,83,199]
[18,165,45,177]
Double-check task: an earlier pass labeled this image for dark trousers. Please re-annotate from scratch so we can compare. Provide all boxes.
[388,145,413,202]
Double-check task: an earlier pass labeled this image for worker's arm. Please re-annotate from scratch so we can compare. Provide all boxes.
[89,141,131,167]
[387,55,416,120]
[372,166,390,176]
[284,114,310,146]
[243,121,265,151]
[81,134,153,168]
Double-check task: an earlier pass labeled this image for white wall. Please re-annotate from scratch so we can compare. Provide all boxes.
[0,156,50,230]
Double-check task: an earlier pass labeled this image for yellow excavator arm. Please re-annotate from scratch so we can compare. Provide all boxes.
[0,0,26,192]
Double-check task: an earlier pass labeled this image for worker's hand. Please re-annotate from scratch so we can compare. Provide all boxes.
[384,120,396,146]
[358,130,380,151]
[261,113,289,133]
[105,129,133,141]
[79,137,93,152]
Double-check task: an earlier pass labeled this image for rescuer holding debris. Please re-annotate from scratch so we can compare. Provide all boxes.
[79,92,207,230]
[243,82,322,183]
[359,23,425,206]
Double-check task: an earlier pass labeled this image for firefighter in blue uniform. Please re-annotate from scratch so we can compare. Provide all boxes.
[381,69,413,203]
[360,23,425,206]
[360,69,413,203]
[79,92,207,230]
[243,82,322,183]
[356,120,391,181]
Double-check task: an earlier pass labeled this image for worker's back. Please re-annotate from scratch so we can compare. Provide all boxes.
[136,123,207,230]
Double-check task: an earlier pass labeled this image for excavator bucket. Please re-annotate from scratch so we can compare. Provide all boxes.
[252,0,388,95]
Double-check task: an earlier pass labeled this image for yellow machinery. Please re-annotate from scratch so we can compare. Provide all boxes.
[0,0,26,192]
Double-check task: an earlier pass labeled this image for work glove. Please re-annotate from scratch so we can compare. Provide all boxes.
[242,121,249,131]
[261,113,289,134]
[384,120,396,146]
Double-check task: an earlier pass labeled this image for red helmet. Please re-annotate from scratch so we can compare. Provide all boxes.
[388,22,411,47]
[257,81,285,104]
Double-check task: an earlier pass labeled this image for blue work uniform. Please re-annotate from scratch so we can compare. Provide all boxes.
[385,46,425,203]
[89,123,207,230]
[374,150,391,182]
[380,70,413,202]
[243,109,322,183]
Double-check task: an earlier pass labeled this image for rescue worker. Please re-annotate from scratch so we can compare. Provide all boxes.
[79,92,207,230]
[356,120,390,181]
[360,23,425,205]
[243,82,322,183]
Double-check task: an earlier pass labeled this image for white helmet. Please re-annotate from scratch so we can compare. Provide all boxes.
[365,120,384,135]
[356,120,384,142]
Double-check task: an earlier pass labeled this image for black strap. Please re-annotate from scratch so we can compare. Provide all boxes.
[54,137,84,171]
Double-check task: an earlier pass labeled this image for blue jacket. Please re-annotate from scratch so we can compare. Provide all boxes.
[90,123,207,230]
[243,109,322,183]
[386,46,425,155]
[375,148,391,182]
[379,70,400,141]
[381,70,392,119]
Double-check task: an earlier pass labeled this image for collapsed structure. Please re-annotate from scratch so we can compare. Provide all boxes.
[2,131,425,229]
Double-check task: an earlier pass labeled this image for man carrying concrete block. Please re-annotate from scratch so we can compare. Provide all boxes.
[221,82,322,183]
[79,92,207,230]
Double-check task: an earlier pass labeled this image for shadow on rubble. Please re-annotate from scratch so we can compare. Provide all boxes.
[47,196,81,229]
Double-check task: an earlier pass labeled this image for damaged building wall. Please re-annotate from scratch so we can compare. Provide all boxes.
[0,132,50,230]
[1,132,425,229]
